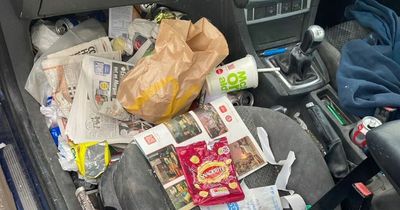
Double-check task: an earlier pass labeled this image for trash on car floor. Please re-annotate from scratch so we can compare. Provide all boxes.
[24,3,287,210]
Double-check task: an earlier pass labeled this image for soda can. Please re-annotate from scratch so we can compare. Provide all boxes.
[227,91,254,106]
[139,3,157,14]
[55,17,79,35]
[75,186,96,210]
[138,3,157,17]
[351,116,382,149]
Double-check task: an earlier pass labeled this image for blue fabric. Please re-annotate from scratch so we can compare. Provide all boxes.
[337,0,400,118]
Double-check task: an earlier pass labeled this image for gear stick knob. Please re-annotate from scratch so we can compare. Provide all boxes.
[300,25,325,54]
[284,25,324,81]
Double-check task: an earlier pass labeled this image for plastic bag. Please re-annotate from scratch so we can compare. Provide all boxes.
[176,137,244,206]
[117,18,229,123]
[31,20,61,54]
[128,18,159,39]
[58,136,78,172]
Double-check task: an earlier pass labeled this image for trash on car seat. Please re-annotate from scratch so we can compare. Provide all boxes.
[133,96,266,209]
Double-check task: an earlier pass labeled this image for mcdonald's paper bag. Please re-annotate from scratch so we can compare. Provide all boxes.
[117,18,229,123]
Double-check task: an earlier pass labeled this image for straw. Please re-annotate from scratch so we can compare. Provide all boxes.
[258,67,281,73]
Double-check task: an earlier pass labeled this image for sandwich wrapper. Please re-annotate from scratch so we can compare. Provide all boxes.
[117,18,229,123]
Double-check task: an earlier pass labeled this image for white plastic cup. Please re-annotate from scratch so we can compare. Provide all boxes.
[206,55,258,96]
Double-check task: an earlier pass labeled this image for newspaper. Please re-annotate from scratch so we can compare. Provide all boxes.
[42,51,121,117]
[66,56,135,144]
[47,37,112,58]
[134,96,267,210]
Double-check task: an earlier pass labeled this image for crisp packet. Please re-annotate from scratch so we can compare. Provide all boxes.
[176,137,244,206]
[73,141,111,179]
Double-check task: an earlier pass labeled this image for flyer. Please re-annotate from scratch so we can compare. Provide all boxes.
[134,96,267,209]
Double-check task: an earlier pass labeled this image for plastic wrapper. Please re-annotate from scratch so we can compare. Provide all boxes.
[31,20,61,54]
[176,137,244,206]
[111,36,134,55]
[58,136,78,172]
[128,18,159,39]
[117,18,229,123]
[40,97,64,145]
[201,183,282,210]
[73,141,111,179]
[40,96,64,126]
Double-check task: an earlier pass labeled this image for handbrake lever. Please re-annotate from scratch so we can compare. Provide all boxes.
[306,102,350,178]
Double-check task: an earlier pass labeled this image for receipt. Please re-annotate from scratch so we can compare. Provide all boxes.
[109,6,133,38]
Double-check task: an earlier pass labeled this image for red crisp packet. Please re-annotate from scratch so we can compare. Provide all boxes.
[176,137,244,206]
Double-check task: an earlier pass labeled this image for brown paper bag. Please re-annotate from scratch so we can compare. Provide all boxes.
[117,18,229,123]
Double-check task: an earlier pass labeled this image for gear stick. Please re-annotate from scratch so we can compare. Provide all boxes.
[272,25,325,84]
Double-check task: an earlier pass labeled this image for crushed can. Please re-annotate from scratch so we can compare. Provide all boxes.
[75,187,96,210]
[351,116,382,149]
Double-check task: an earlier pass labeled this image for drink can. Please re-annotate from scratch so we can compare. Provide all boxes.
[139,3,157,14]
[227,91,254,106]
[206,55,258,96]
[55,17,80,35]
[152,6,176,23]
[351,116,382,149]
[75,186,95,210]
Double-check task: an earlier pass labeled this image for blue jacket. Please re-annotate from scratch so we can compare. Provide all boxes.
[337,0,400,119]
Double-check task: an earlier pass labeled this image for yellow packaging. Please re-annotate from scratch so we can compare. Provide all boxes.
[73,141,111,179]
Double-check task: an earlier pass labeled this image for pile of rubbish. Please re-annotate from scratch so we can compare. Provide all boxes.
[25,4,302,210]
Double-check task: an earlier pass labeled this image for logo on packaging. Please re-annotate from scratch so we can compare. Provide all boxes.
[144,134,157,145]
[216,68,224,75]
[219,71,248,92]
[225,115,232,122]
[219,105,227,113]
[197,161,229,184]
[227,63,235,70]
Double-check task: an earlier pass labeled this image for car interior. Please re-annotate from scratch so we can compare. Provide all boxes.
[0,0,399,209]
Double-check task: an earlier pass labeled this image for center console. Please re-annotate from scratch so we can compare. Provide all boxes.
[265,25,328,93]
[214,0,330,107]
